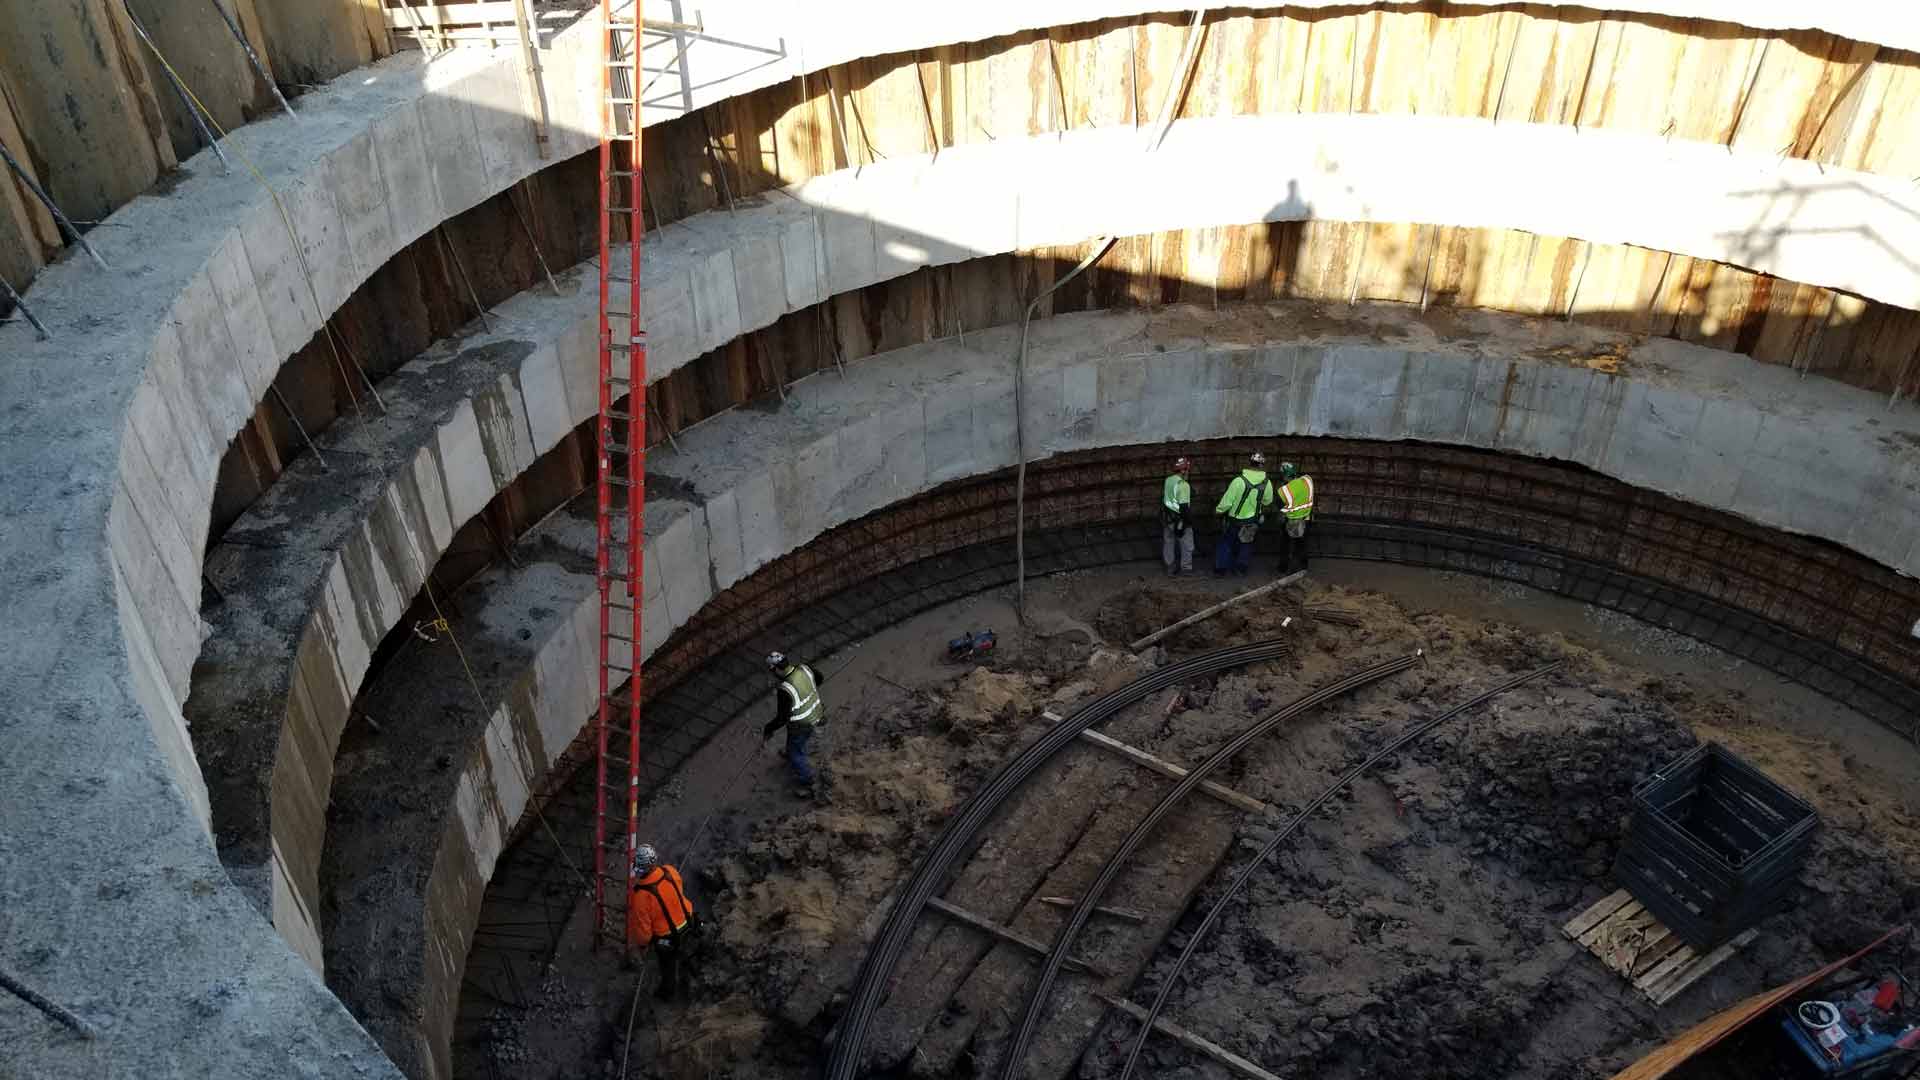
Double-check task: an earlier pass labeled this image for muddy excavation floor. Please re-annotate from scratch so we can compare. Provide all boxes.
[452,563,1920,1080]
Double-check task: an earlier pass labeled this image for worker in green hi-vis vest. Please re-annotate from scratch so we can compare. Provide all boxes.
[1160,457,1194,576]
[1276,461,1316,575]
[1212,451,1276,576]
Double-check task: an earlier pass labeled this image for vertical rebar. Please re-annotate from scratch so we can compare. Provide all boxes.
[208,0,296,120]
[0,274,48,338]
[438,226,494,333]
[0,142,109,269]
[121,0,231,174]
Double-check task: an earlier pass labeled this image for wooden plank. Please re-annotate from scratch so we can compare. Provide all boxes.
[1095,992,1288,1080]
[1628,928,1686,980]
[1579,899,1643,948]
[923,896,1115,979]
[1037,896,1148,924]
[383,1,518,25]
[1601,907,1666,977]
[1648,929,1759,1006]
[1633,939,1700,994]
[1064,728,1276,817]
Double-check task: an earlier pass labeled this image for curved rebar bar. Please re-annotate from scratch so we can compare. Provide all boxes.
[825,637,1294,1080]
[999,651,1424,1079]
[1115,660,1564,1079]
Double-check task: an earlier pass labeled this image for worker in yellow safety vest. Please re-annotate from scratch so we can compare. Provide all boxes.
[1212,451,1275,577]
[1276,461,1315,575]
[1161,457,1194,576]
[762,651,827,796]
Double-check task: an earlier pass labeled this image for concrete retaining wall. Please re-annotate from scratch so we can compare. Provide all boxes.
[325,302,1920,1076]
[193,110,1920,983]
[5,1,1920,1075]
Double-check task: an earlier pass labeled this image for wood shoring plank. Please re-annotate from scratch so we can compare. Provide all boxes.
[1562,889,1634,941]
[923,896,1114,979]
[1647,928,1760,1005]
[1036,896,1147,924]
[1071,728,1276,817]
[1129,572,1303,650]
[1094,992,1287,1080]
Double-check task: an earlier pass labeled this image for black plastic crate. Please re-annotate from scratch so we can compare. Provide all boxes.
[1613,742,1818,950]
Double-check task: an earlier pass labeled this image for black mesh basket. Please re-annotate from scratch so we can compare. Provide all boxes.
[1613,742,1819,950]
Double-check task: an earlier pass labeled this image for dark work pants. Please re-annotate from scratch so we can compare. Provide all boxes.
[785,724,817,784]
[1279,519,1310,574]
[655,934,683,998]
[1214,523,1256,573]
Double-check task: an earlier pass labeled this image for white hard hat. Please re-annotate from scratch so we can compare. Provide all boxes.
[631,843,659,876]
[1249,451,1266,465]
[765,651,786,669]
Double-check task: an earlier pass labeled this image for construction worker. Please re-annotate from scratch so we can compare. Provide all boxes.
[1161,457,1195,576]
[1276,461,1315,575]
[1213,451,1275,577]
[625,844,697,1000]
[762,651,826,795]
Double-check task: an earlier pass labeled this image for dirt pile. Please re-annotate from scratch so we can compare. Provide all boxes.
[699,668,1058,1039]
[1093,584,1300,652]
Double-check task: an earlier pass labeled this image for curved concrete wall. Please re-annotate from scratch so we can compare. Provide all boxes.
[326,301,1920,1077]
[656,2,1920,98]
[193,110,1920,990]
[4,1,1920,1075]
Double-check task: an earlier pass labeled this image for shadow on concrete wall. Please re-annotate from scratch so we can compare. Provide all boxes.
[182,64,1920,1080]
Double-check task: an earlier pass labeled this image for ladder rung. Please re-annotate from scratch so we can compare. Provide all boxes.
[606,96,637,105]
[606,60,636,68]
[605,661,635,673]
[607,342,645,353]
[607,170,640,178]
[605,374,633,385]
[605,206,642,214]
[606,632,637,644]
[605,410,638,421]
[604,476,640,488]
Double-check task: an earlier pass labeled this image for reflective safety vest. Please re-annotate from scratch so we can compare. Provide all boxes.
[1161,474,1191,515]
[1215,469,1274,522]
[1279,475,1314,521]
[780,664,823,728]
[627,864,693,948]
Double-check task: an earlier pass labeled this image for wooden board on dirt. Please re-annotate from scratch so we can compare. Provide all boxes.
[1564,889,1759,1006]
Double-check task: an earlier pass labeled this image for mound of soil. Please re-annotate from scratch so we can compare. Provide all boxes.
[456,568,1920,1080]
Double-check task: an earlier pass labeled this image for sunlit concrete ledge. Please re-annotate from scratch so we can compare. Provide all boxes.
[3,0,1918,1074]
[313,299,1920,1077]
[189,110,1920,990]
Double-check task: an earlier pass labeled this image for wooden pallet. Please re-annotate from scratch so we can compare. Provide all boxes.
[1563,889,1759,1006]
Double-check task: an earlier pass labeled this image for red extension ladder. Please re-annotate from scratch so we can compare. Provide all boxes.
[592,0,646,943]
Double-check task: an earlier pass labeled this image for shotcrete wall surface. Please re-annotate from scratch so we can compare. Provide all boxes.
[5,2,1920,1078]
[237,299,1920,1078]
[177,106,1920,1007]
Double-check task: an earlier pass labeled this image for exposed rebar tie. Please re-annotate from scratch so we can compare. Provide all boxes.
[0,962,96,1039]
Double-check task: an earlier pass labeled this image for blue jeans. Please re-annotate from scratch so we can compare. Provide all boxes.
[785,724,817,784]
[1214,523,1256,573]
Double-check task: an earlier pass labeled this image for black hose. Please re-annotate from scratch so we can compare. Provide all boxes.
[999,652,1424,1079]
[1115,660,1563,1079]
[824,638,1294,1079]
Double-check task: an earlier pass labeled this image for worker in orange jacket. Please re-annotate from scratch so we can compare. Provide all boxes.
[625,844,698,999]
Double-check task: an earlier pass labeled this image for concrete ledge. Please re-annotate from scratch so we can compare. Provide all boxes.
[663,3,1920,102]
[192,109,1920,978]
[3,0,1917,1073]
[307,302,1920,1077]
